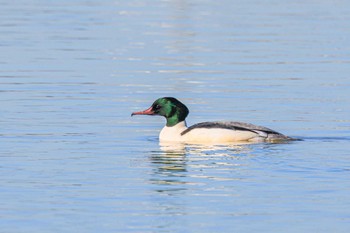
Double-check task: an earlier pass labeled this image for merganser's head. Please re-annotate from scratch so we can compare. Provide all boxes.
[131,97,189,126]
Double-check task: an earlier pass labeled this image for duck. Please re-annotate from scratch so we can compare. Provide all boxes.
[131,97,294,143]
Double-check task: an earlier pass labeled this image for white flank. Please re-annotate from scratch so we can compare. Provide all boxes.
[159,121,263,143]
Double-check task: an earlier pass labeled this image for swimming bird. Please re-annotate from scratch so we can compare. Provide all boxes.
[131,97,293,143]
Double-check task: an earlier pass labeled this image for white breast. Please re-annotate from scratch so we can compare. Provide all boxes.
[159,121,188,142]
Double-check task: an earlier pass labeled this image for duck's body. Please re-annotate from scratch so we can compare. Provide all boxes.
[160,121,291,143]
[132,97,293,144]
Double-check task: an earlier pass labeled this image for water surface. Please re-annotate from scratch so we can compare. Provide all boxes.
[1,0,350,232]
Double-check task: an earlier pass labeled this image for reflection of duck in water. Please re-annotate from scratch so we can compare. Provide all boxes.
[150,149,187,173]
[132,97,294,143]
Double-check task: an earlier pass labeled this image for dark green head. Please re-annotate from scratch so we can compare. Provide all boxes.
[131,97,189,126]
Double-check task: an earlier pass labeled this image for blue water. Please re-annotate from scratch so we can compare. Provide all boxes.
[1,0,350,232]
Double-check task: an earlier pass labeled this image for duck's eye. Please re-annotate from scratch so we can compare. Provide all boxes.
[153,104,161,110]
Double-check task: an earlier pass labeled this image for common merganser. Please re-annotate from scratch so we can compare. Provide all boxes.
[132,97,293,143]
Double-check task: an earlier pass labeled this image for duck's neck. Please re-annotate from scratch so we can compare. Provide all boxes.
[166,114,180,127]
[165,106,189,127]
